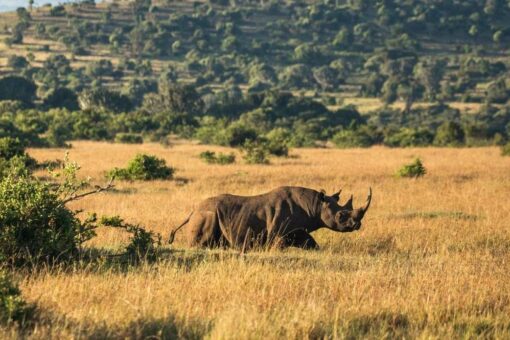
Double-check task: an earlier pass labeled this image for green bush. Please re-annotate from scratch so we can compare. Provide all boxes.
[331,126,376,148]
[0,137,37,178]
[501,142,510,156]
[241,141,269,164]
[99,216,161,262]
[396,158,427,178]
[108,154,174,181]
[114,133,143,144]
[434,121,465,146]
[0,158,100,265]
[199,151,235,164]
[264,128,290,157]
[0,270,32,324]
[384,128,434,147]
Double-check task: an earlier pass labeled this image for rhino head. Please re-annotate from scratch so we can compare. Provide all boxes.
[318,188,372,232]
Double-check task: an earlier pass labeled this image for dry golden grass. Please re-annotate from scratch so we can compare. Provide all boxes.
[2,141,510,338]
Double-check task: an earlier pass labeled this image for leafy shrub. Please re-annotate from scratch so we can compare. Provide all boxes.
[332,126,376,148]
[396,158,427,178]
[0,270,32,324]
[114,133,143,144]
[199,151,235,164]
[501,142,510,156]
[0,137,37,177]
[241,141,269,164]
[108,154,174,181]
[384,128,434,147]
[0,157,105,266]
[99,216,161,262]
[223,122,258,147]
[434,121,465,146]
[264,128,290,157]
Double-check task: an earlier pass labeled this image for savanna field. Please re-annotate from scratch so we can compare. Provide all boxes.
[0,141,507,339]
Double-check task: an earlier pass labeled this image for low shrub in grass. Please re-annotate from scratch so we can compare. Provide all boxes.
[199,151,236,164]
[114,133,143,144]
[0,270,32,324]
[241,141,269,164]
[396,158,426,178]
[108,154,174,181]
[501,142,510,156]
[99,216,161,262]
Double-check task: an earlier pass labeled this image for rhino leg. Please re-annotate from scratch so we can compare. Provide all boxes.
[187,212,226,248]
[282,230,319,250]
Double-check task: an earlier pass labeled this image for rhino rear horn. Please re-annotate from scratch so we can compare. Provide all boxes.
[344,195,353,210]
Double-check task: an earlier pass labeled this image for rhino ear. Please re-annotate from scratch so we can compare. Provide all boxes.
[319,190,326,201]
[331,189,342,202]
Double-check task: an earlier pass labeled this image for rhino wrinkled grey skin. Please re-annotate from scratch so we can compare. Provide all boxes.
[169,186,372,250]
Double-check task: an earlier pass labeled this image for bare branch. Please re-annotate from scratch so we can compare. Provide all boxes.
[61,177,115,204]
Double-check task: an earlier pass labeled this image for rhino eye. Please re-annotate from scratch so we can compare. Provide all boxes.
[337,212,349,222]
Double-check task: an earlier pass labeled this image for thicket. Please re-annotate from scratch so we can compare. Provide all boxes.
[0,80,509,151]
[108,154,174,181]
[199,151,236,164]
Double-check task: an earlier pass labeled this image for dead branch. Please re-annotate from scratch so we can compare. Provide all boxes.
[62,177,115,204]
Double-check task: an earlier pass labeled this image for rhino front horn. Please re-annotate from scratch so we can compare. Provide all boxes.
[362,187,372,213]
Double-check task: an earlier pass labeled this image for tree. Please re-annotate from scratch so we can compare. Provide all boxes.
[43,88,79,110]
[148,84,204,115]
[7,55,28,70]
[434,121,465,146]
[0,76,36,104]
[333,26,352,48]
[78,88,132,113]
[486,79,509,104]
[414,58,447,101]
[131,0,151,23]
[312,66,341,91]
[16,7,31,22]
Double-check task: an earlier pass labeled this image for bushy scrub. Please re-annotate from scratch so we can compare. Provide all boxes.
[384,128,434,147]
[0,157,105,266]
[199,151,235,164]
[434,121,465,146]
[241,141,269,164]
[0,137,37,177]
[108,154,174,181]
[0,270,32,324]
[264,128,290,157]
[396,158,427,178]
[332,126,377,148]
[114,133,143,144]
[99,216,161,262]
[501,142,510,156]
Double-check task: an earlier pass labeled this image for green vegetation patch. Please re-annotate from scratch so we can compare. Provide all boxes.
[0,270,32,325]
[108,154,174,181]
[199,151,236,165]
[396,158,426,178]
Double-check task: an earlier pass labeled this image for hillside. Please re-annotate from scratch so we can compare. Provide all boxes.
[1,0,510,104]
[0,0,510,151]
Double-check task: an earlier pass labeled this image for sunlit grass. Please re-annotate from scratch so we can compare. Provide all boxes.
[2,141,508,338]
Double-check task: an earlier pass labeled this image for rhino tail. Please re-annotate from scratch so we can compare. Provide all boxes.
[168,211,194,245]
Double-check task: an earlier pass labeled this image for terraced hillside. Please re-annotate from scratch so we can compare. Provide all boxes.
[1,0,510,107]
